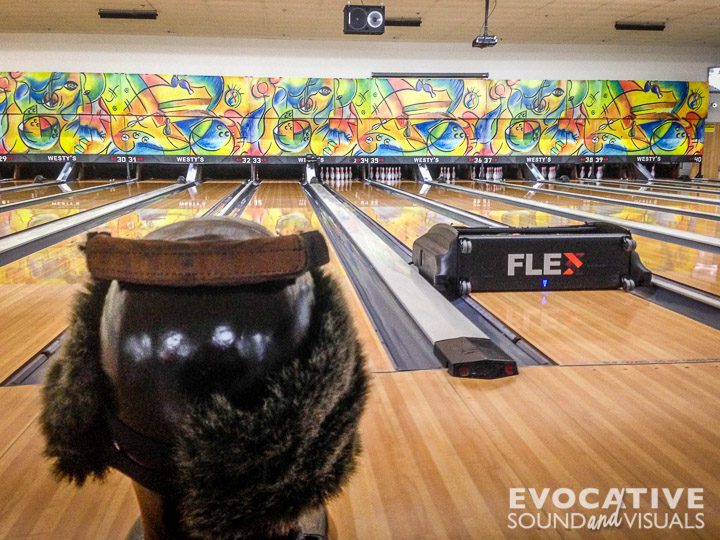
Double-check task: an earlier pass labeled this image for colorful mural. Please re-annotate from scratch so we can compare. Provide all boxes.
[0,72,708,160]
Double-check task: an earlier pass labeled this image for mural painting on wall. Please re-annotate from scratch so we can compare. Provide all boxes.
[0,72,708,158]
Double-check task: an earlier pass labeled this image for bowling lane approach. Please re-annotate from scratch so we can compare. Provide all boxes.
[0,184,68,204]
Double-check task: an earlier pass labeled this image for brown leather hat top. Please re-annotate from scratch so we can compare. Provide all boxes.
[84,230,329,287]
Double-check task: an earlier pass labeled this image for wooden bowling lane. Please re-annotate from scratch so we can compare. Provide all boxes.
[0,184,66,204]
[1,188,717,538]
[239,180,393,373]
[0,180,37,188]
[634,237,720,296]
[4,359,718,537]
[0,181,238,383]
[328,364,720,539]
[476,290,720,364]
[0,180,171,238]
[337,181,720,365]
[403,181,720,298]
[497,179,720,213]
[509,177,720,199]
[469,182,720,236]
[0,386,137,538]
[408,181,580,227]
[572,178,720,198]
[0,180,121,204]
[570,178,720,198]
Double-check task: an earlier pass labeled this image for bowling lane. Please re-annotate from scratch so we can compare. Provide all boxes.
[499,179,720,213]
[469,182,720,235]
[0,179,136,201]
[0,183,68,204]
[572,178,720,200]
[0,180,67,196]
[335,181,720,365]
[576,178,720,197]
[507,177,720,201]
[406,180,580,227]
[0,181,238,382]
[239,181,393,373]
[0,180,36,188]
[0,180,170,238]
[404,181,720,297]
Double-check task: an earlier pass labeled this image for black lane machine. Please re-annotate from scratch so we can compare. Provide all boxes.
[413,222,652,380]
[413,222,651,298]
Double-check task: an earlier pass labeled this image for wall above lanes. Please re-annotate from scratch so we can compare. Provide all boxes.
[0,73,708,164]
[2,33,718,81]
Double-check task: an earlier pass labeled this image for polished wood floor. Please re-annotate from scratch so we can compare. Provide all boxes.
[476,289,720,364]
[0,182,237,383]
[488,180,720,215]
[0,284,76,382]
[2,363,718,538]
[0,179,718,538]
[0,386,137,538]
[0,180,166,238]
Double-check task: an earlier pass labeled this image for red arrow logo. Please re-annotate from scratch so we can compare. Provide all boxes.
[563,252,585,275]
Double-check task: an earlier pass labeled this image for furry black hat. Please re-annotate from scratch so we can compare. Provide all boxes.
[40,267,368,539]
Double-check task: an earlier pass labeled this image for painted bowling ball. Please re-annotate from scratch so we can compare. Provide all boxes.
[189,117,234,154]
[687,91,703,110]
[19,114,60,150]
[273,117,311,152]
[584,124,630,155]
[119,131,165,153]
[650,120,689,155]
[506,119,541,152]
[99,218,316,442]
[427,120,467,155]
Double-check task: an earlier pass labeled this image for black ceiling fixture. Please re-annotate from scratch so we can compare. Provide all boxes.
[472,0,498,48]
[615,21,666,31]
[343,5,385,35]
[98,9,158,20]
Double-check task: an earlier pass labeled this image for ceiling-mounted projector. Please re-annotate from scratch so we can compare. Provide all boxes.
[472,0,499,49]
[472,34,498,48]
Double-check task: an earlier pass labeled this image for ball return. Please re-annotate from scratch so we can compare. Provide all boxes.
[413,222,652,298]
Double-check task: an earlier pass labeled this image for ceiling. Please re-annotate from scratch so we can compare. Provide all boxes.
[2,0,720,47]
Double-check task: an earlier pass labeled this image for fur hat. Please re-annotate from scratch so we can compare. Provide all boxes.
[40,268,368,539]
